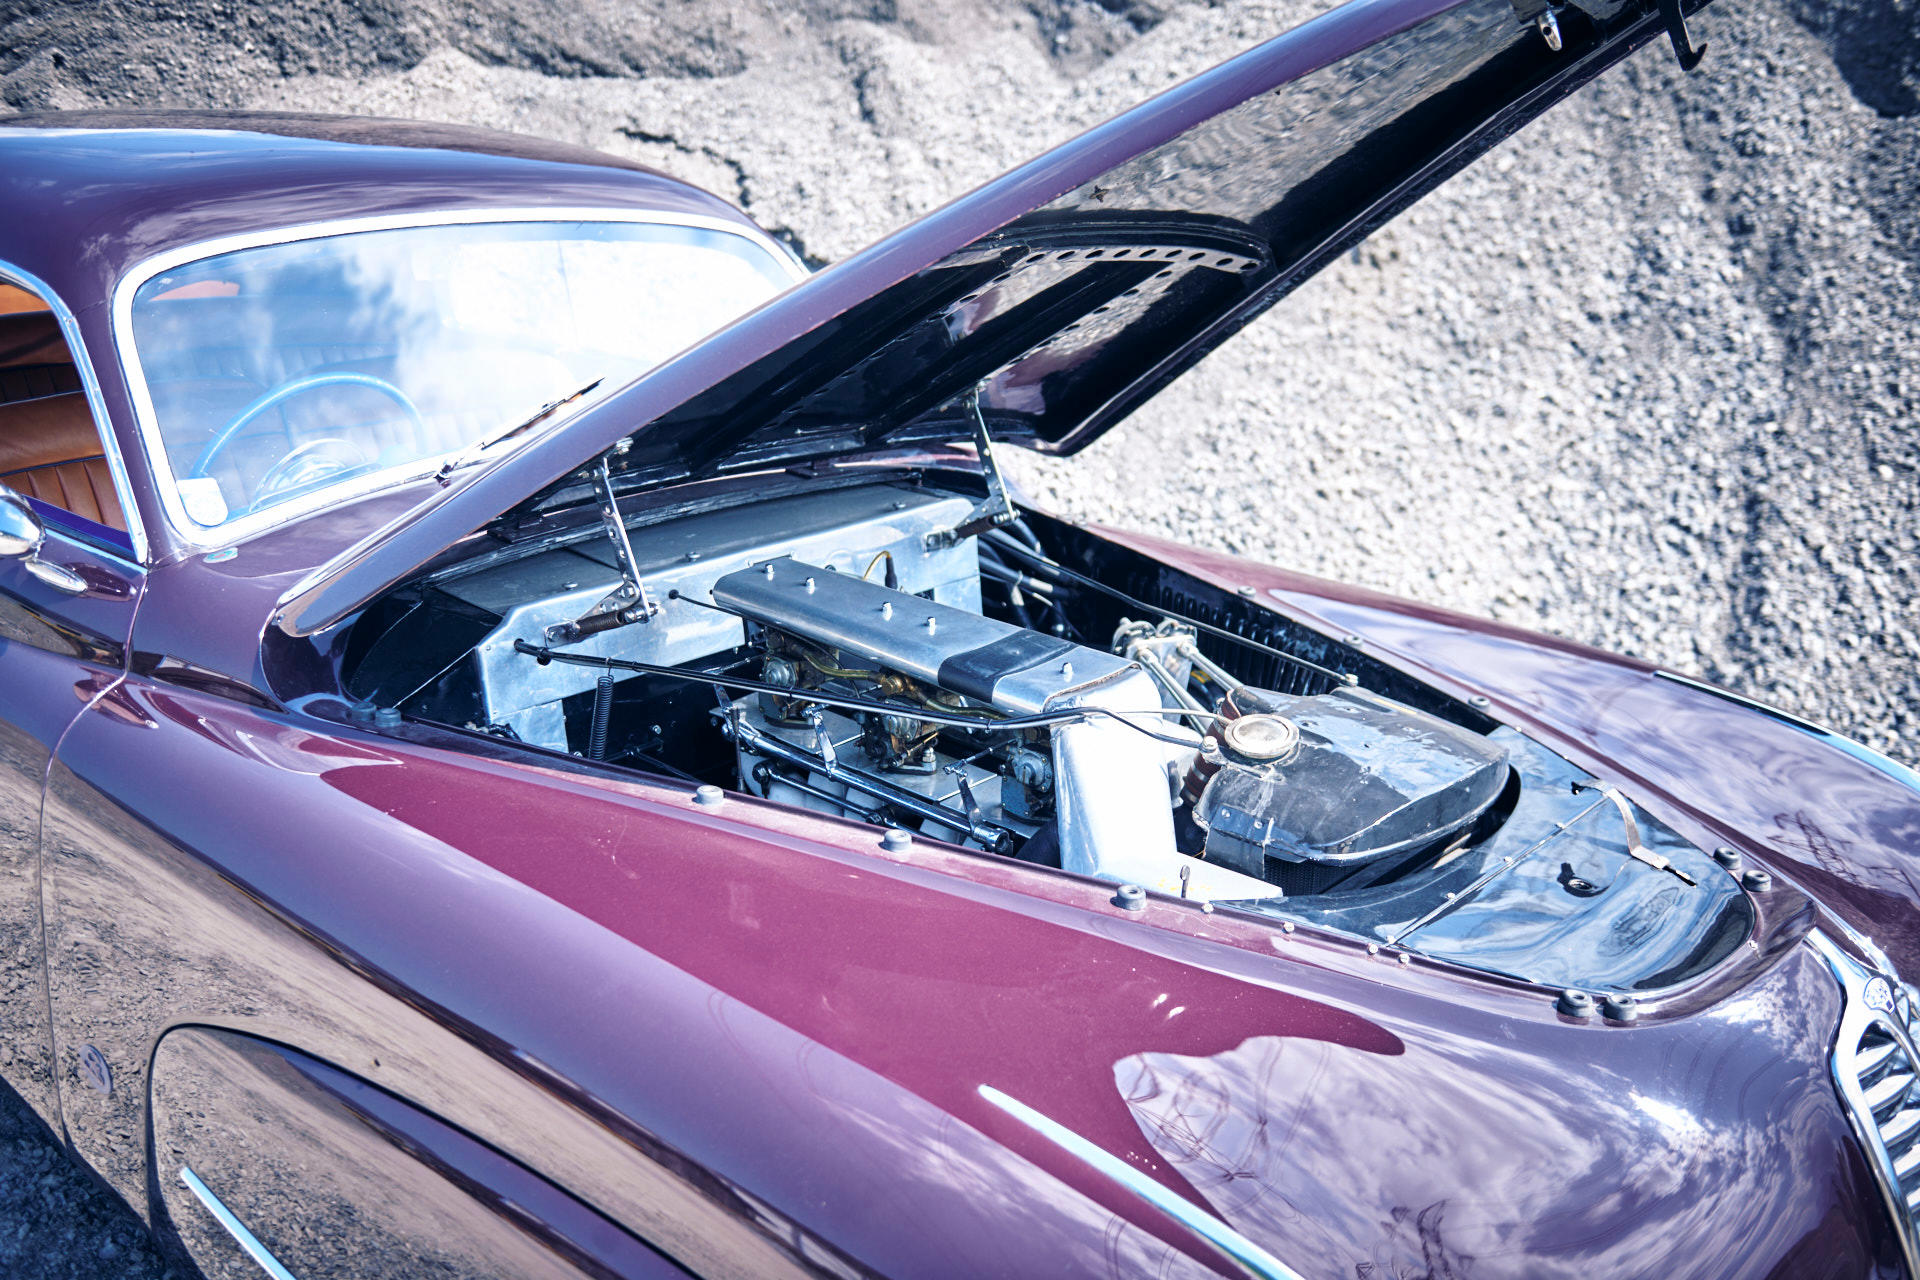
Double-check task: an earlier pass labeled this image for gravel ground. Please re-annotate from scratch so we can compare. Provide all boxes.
[2,0,1917,1272]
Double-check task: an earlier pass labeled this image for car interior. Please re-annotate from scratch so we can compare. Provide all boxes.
[0,282,125,533]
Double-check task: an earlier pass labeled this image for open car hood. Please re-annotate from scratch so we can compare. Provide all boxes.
[278,0,1702,636]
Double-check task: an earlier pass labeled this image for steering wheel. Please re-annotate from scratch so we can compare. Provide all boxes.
[241,436,373,512]
[187,372,424,485]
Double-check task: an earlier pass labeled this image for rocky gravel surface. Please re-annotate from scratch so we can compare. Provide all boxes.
[1,0,1917,1272]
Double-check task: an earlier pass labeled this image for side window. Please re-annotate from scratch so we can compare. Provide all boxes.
[0,281,128,540]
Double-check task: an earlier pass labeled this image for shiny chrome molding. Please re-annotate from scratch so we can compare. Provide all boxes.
[1656,671,1920,797]
[1808,930,1920,1276]
[178,1164,299,1280]
[978,1083,1303,1280]
[0,260,151,565]
[109,207,811,554]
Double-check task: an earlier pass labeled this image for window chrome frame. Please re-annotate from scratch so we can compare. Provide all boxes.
[0,260,151,565]
[109,207,810,554]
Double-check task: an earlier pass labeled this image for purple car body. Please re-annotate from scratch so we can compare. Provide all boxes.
[1,0,1917,1276]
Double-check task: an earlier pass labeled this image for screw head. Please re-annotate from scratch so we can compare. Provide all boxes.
[693,784,723,807]
[1468,695,1491,709]
[1112,884,1147,912]
[1236,585,1257,598]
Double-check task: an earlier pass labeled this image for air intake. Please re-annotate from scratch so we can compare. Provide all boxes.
[1812,931,1920,1272]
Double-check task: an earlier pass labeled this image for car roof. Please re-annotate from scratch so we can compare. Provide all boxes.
[0,110,767,311]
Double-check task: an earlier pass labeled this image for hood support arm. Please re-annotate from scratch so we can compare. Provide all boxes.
[924,389,1018,552]
[544,445,662,646]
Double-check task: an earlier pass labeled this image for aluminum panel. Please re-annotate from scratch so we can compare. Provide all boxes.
[446,485,980,742]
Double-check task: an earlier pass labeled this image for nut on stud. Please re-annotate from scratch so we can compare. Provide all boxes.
[1600,994,1639,1023]
[1556,989,1595,1018]
[1112,884,1147,912]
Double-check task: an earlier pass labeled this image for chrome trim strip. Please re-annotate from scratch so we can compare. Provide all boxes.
[978,1083,1304,1280]
[1656,671,1920,797]
[178,1164,299,1280]
[0,260,152,564]
[1808,931,1920,1276]
[109,207,810,554]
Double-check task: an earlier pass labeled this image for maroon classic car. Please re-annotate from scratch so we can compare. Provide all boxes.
[1,0,1917,1276]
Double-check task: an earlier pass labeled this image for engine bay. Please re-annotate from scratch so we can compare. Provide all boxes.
[345,476,1754,993]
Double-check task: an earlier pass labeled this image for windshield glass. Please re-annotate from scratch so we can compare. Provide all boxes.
[127,219,796,530]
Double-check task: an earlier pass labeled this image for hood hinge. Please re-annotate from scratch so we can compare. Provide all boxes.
[1508,0,1702,68]
[924,389,1018,552]
[544,444,662,646]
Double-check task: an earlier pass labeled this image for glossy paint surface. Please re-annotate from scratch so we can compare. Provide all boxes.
[0,522,141,1134]
[34,661,1904,1277]
[151,1027,693,1279]
[0,0,1906,1274]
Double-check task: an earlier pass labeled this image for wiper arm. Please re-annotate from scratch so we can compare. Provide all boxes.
[434,376,605,485]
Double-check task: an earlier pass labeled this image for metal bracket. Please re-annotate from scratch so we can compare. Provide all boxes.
[1572,781,1697,885]
[924,389,1017,552]
[544,447,660,645]
[1655,0,1706,71]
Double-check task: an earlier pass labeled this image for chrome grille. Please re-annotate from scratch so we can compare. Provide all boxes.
[1812,931,1920,1274]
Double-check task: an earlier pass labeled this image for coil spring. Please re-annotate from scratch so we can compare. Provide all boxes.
[588,671,614,761]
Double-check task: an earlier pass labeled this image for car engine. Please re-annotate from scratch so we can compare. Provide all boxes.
[353,476,1750,990]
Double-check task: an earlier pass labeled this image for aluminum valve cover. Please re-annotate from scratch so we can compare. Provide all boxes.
[712,556,1136,713]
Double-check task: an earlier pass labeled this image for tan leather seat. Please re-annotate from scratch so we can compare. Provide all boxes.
[0,392,125,531]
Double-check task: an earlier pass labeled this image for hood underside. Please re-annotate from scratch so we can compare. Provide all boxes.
[278,0,1692,636]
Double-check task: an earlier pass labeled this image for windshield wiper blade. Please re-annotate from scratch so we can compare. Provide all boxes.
[435,376,605,485]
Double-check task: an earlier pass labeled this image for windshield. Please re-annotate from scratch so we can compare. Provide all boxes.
[126,219,797,531]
